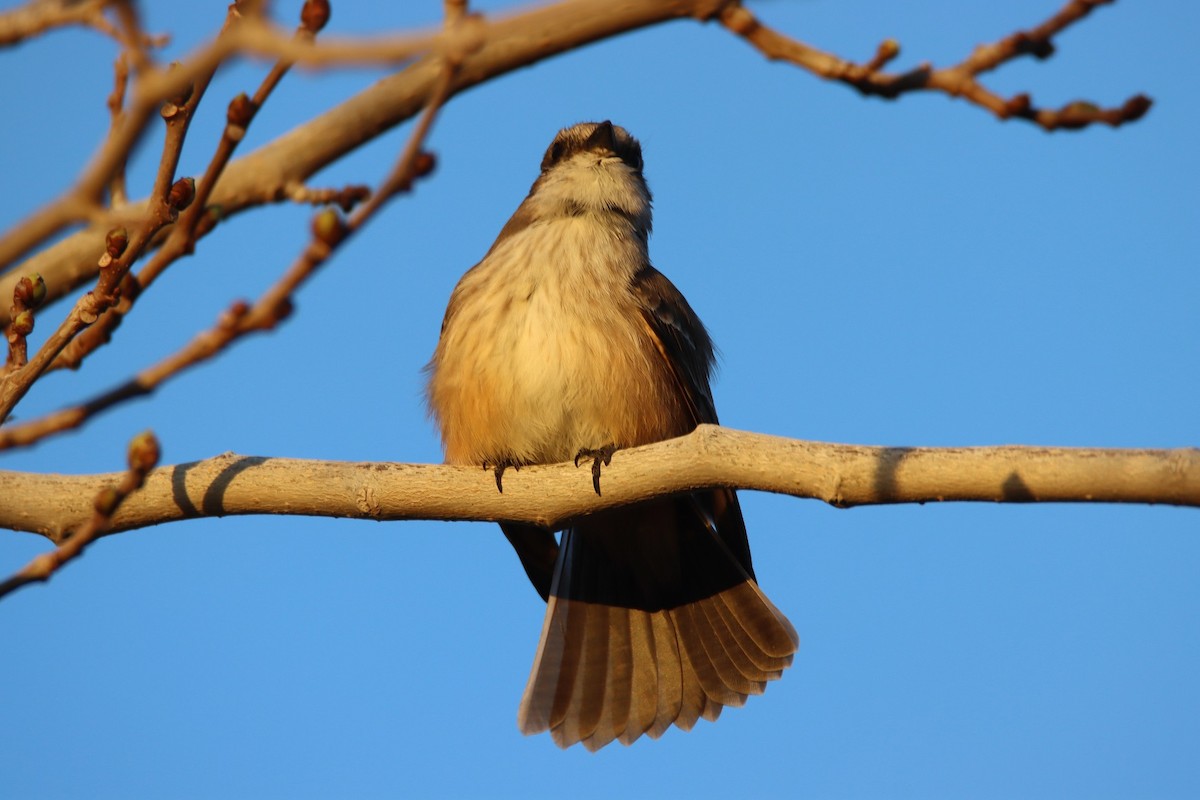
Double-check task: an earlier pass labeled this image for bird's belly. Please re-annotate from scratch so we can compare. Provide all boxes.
[432,267,686,466]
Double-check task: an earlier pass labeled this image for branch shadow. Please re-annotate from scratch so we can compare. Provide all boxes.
[873,447,915,503]
[872,447,1035,503]
[169,456,270,518]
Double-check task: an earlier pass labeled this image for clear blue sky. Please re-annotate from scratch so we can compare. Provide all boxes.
[3,1,1197,797]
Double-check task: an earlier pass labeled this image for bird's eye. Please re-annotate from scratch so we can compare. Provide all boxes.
[549,141,566,164]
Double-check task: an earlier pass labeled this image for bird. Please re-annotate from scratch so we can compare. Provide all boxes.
[426,121,797,750]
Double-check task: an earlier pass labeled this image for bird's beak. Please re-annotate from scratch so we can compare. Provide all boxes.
[585,120,616,153]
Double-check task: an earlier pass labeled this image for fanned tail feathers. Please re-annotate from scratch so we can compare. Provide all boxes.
[516,494,798,750]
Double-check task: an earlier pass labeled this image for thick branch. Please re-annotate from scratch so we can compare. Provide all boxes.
[0,0,723,301]
[2,0,1147,322]
[2,426,1195,544]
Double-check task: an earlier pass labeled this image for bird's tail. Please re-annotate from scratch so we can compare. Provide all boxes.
[516,491,797,750]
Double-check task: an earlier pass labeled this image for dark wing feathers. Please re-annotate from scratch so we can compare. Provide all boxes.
[630,266,719,427]
[514,265,799,750]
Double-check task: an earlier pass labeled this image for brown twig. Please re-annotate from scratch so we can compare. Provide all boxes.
[282,182,372,212]
[107,0,162,73]
[3,274,47,374]
[0,9,449,273]
[159,0,332,263]
[0,53,454,451]
[0,1,168,268]
[0,0,115,46]
[719,0,1152,132]
[444,0,469,27]
[0,0,167,51]
[149,2,243,212]
[106,51,132,205]
[0,0,1154,315]
[48,0,333,376]
[0,187,191,425]
[0,429,159,600]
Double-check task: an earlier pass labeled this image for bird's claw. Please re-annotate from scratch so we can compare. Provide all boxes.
[574,443,616,496]
[486,460,520,493]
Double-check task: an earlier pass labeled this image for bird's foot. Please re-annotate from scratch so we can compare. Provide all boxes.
[574,443,616,496]
[484,459,520,493]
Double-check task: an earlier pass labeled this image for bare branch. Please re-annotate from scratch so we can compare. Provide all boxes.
[2,273,46,373]
[0,198,191,425]
[719,0,1151,131]
[2,427,1196,547]
[0,8,450,273]
[280,182,372,211]
[105,51,132,205]
[0,0,726,309]
[46,0,336,376]
[0,0,1151,318]
[0,0,116,46]
[0,1,1156,451]
[0,429,159,599]
[0,43,454,448]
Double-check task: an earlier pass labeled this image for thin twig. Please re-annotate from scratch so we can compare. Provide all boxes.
[107,0,161,73]
[0,430,160,600]
[0,54,456,450]
[154,0,332,267]
[720,0,1151,131]
[0,0,115,47]
[281,182,372,211]
[0,11,448,272]
[49,0,333,376]
[0,0,168,267]
[3,274,46,374]
[0,0,1154,314]
[106,51,132,206]
[149,5,241,208]
[0,201,190,425]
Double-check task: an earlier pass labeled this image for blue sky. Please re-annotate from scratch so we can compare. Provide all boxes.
[2,1,1197,797]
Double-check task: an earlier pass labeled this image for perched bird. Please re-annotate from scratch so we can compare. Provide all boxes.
[426,121,797,750]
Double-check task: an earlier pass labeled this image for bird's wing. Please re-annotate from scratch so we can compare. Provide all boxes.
[630,266,718,427]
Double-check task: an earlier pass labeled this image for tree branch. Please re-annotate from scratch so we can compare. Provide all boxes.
[0,0,118,47]
[719,0,1151,131]
[3,426,1195,546]
[0,7,457,449]
[45,0,336,376]
[0,0,1149,322]
[0,429,159,599]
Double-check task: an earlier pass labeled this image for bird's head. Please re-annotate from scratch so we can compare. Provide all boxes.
[526,121,653,232]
